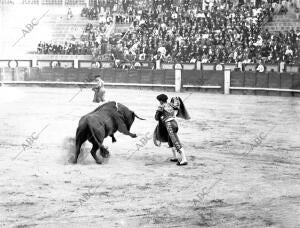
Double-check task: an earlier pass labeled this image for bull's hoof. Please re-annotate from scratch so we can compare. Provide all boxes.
[95,160,102,164]
[131,134,137,138]
[102,153,110,158]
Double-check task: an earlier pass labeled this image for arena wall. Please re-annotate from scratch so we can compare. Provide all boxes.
[1,67,300,97]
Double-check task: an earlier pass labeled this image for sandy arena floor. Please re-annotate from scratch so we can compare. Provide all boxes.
[0,86,299,228]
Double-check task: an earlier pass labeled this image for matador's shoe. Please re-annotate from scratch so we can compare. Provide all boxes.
[177,161,188,166]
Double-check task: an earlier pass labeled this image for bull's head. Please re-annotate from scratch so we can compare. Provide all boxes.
[117,103,145,130]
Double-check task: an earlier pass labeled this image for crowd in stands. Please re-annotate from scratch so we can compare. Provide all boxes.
[38,0,300,66]
[92,0,126,13]
[81,7,114,23]
[114,0,144,24]
[81,0,136,21]
[37,23,110,56]
[110,0,300,65]
[81,7,99,20]
[37,41,92,55]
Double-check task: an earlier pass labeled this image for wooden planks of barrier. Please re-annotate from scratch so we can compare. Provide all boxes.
[0,81,175,88]
[182,85,221,89]
[229,86,300,93]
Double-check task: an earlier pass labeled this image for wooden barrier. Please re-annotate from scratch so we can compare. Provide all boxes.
[268,72,281,96]
[255,72,269,96]
[0,81,175,88]
[229,71,300,96]
[229,71,244,95]
[0,68,176,91]
[128,70,140,83]
[181,70,223,93]
[1,67,300,96]
[165,70,175,85]
[115,69,128,83]
[140,69,153,84]
[181,70,201,85]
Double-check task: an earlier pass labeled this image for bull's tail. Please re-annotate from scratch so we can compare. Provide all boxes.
[73,128,84,164]
[134,113,146,120]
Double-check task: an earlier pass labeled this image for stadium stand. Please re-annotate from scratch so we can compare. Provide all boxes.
[1,0,299,68]
[109,0,300,66]
[30,0,300,68]
[1,0,300,96]
[37,19,113,56]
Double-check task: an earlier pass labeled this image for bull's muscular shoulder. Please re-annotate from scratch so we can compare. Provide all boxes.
[84,101,131,123]
[78,115,89,124]
[91,101,117,113]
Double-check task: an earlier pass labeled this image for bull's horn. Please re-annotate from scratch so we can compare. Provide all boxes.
[134,113,146,120]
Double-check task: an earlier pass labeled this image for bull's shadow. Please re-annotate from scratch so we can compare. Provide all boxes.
[73,101,145,164]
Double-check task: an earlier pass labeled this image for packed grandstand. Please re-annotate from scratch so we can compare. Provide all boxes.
[35,0,300,67]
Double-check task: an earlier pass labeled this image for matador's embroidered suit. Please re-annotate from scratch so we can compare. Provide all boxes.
[155,102,182,150]
[154,94,190,166]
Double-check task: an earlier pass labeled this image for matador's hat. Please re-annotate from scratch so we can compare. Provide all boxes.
[156,94,168,102]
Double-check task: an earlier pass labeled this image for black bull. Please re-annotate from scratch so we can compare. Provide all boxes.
[74,102,145,164]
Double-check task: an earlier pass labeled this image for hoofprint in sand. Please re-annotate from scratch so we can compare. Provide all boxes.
[0,87,299,228]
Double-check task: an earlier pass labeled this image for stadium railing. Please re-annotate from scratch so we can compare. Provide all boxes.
[0,56,299,73]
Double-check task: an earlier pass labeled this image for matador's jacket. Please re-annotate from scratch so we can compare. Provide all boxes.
[153,97,190,149]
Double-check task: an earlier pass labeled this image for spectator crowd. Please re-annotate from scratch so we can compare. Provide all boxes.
[37,22,110,57]
[38,0,300,66]
[111,0,300,65]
